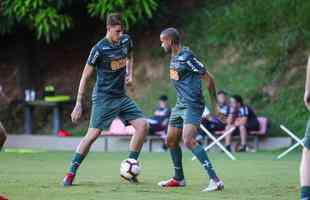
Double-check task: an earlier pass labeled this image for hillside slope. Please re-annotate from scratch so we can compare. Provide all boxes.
[134,0,310,137]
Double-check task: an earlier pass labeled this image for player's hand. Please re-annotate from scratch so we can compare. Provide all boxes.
[125,75,133,86]
[71,104,82,123]
[304,91,310,111]
[234,120,242,127]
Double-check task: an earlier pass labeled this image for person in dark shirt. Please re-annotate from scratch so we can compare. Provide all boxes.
[207,90,229,132]
[196,91,229,143]
[224,95,259,152]
[148,95,171,135]
[148,95,171,151]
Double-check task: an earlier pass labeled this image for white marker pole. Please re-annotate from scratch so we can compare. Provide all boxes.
[275,125,305,160]
[192,125,236,161]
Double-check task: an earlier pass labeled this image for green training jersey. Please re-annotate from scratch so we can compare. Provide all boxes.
[86,34,133,101]
[169,47,206,108]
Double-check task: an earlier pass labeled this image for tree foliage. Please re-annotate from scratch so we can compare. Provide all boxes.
[88,0,158,29]
[0,0,159,43]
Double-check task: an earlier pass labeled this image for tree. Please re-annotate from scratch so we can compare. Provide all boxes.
[0,0,159,92]
[0,0,159,43]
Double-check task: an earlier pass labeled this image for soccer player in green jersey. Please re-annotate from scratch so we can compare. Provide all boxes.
[63,13,148,186]
[301,56,310,200]
[157,28,224,192]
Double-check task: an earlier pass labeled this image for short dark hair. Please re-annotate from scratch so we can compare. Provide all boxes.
[160,27,180,45]
[106,13,123,27]
[232,95,243,105]
[159,95,168,101]
[217,90,227,95]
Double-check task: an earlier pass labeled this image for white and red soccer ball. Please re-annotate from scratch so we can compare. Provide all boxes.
[120,158,141,180]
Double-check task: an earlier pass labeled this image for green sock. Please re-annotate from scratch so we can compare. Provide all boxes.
[301,186,310,200]
[192,145,218,181]
[170,146,184,180]
[128,151,140,160]
[69,153,85,174]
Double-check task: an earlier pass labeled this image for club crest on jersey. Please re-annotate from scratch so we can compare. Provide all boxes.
[170,69,179,80]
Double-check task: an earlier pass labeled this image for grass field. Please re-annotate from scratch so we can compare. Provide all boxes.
[0,150,301,200]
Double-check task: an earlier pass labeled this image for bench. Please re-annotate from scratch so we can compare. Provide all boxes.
[214,117,268,150]
[101,118,163,152]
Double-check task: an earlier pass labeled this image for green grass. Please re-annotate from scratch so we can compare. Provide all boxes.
[0,150,301,200]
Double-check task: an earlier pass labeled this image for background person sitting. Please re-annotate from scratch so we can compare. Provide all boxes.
[147,95,171,151]
[148,95,171,135]
[196,91,230,144]
[224,95,259,152]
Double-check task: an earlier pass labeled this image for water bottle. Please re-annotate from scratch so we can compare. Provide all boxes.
[25,89,30,101]
[30,90,36,101]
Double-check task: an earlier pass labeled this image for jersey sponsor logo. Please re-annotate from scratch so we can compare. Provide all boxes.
[111,58,126,70]
[170,69,179,80]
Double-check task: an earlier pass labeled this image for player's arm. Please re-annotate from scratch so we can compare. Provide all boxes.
[234,117,247,126]
[227,114,235,126]
[126,52,133,85]
[202,72,217,114]
[71,64,94,123]
[186,55,218,114]
[305,55,310,111]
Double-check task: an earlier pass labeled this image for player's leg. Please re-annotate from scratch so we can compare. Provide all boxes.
[300,118,310,199]
[0,122,7,151]
[63,101,116,186]
[183,125,220,178]
[239,125,248,152]
[301,148,310,200]
[119,96,148,162]
[158,125,185,187]
[63,128,101,186]
[224,125,234,152]
[168,126,183,179]
[158,105,185,187]
[183,108,223,192]
[128,118,148,160]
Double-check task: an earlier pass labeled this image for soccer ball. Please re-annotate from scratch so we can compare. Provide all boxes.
[120,158,141,180]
